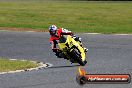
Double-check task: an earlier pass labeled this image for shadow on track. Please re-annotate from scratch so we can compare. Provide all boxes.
[48,64,80,69]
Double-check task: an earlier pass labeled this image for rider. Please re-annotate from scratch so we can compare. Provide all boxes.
[49,25,88,58]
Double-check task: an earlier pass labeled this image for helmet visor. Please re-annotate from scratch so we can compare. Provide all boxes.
[49,30,56,35]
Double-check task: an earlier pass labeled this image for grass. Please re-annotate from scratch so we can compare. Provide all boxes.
[0,57,39,72]
[0,1,132,34]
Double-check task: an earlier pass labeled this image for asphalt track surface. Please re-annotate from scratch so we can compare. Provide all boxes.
[0,31,132,88]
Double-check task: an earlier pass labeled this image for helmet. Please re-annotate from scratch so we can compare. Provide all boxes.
[49,25,57,35]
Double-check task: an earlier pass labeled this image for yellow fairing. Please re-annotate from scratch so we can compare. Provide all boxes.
[58,35,86,61]
[58,43,66,50]
[68,36,85,61]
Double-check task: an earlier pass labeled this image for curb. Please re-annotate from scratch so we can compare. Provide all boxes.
[0,59,49,75]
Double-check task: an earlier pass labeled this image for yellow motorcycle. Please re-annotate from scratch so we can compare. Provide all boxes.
[58,35,87,66]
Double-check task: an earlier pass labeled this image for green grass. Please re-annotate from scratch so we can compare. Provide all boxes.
[0,1,132,34]
[0,57,39,72]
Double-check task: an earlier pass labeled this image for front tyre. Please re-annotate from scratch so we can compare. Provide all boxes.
[78,59,87,66]
[71,49,87,66]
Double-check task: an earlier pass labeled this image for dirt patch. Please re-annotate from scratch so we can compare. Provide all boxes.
[0,27,48,32]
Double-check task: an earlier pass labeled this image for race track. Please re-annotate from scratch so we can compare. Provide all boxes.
[0,31,131,88]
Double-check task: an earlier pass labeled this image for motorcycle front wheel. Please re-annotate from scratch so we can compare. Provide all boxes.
[71,48,87,66]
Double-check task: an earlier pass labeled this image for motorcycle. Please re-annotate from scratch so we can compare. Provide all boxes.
[58,35,87,66]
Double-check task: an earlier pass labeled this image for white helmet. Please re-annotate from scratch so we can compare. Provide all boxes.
[49,25,57,35]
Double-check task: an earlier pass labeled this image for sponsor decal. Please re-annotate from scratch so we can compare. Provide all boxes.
[76,67,131,85]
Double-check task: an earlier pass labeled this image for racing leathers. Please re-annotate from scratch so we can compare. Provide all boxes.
[49,28,87,58]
